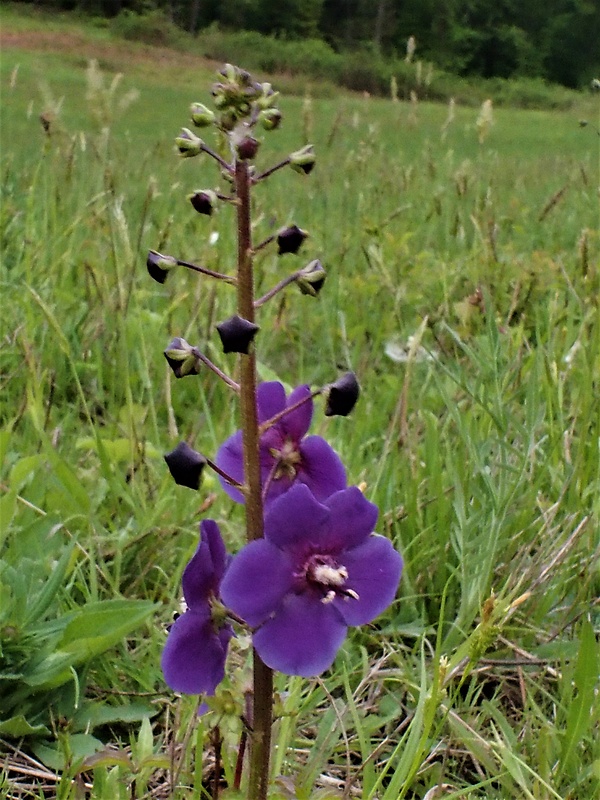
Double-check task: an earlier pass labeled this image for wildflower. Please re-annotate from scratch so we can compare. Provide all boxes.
[289,144,315,175]
[295,259,326,297]
[164,337,200,378]
[162,520,233,694]
[220,484,402,677]
[189,190,217,216]
[176,128,204,157]
[216,382,346,504]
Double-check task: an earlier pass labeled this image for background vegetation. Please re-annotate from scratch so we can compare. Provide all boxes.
[1,4,599,798]
[6,0,600,96]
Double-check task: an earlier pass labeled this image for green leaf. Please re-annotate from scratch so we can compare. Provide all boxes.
[72,701,156,732]
[0,715,50,738]
[9,454,44,490]
[33,733,104,771]
[559,618,599,773]
[24,600,156,689]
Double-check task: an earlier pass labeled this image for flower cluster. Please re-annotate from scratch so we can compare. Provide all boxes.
[152,65,402,711]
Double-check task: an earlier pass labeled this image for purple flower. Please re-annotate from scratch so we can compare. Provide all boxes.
[220,484,403,677]
[216,382,346,505]
[162,520,233,695]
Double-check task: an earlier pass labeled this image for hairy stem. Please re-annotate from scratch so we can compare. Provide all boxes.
[235,158,273,799]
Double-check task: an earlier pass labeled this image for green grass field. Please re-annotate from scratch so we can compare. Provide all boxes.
[1,6,599,798]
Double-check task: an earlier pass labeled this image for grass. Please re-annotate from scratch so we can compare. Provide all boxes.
[1,5,599,799]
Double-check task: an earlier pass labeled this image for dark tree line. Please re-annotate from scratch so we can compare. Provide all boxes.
[20,0,600,87]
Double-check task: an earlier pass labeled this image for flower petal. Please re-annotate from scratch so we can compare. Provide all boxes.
[297,436,347,501]
[253,593,347,677]
[215,430,245,503]
[333,535,403,626]
[264,483,330,554]
[182,521,225,608]
[280,384,312,440]
[220,539,294,627]
[161,609,232,695]
[321,486,378,551]
[257,382,286,424]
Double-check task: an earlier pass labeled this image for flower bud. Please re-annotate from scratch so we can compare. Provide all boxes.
[324,372,360,417]
[259,108,283,131]
[289,144,315,175]
[189,189,217,216]
[147,250,177,284]
[236,135,260,161]
[257,83,280,109]
[277,225,308,255]
[175,128,203,157]
[164,441,206,490]
[219,109,238,131]
[164,337,200,378]
[295,259,326,297]
[216,314,260,354]
[190,102,216,127]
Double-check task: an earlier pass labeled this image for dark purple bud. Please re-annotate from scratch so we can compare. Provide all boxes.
[296,259,326,296]
[175,128,203,157]
[147,250,177,284]
[164,337,200,378]
[324,372,360,417]
[164,441,206,490]
[277,225,308,255]
[217,314,260,354]
[236,135,260,161]
[189,189,217,216]
[289,144,315,175]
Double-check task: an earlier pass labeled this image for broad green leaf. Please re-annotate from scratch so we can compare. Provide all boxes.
[73,701,156,732]
[0,715,50,738]
[9,454,44,490]
[33,733,104,771]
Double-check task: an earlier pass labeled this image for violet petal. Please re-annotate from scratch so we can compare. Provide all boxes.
[215,430,245,503]
[161,610,231,695]
[253,593,347,677]
[321,487,378,551]
[333,535,403,626]
[264,484,329,553]
[297,435,347,501]
[257,382,286,424]
[280,384,312,440]
[220,539,294,627]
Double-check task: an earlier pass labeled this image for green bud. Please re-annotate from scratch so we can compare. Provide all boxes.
[147,250,177,284]
[189,189,217,216]
[296,259,326,296]
[175,128,203,158]
[289,144,316,175]
[190,102,215,127]
[164,337,200,378]
[259,108,283,131]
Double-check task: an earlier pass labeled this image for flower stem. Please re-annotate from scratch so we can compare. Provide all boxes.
[254,271,300,309]
[235,158,273,799]
[176,258,236,283]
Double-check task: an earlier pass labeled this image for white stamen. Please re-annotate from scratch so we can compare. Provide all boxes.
[313,564,348,586]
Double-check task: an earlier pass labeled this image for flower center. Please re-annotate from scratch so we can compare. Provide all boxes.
[270,438,302,480]
[303,554,359,604]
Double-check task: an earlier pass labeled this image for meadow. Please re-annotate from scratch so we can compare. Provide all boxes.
[1,7,599,799]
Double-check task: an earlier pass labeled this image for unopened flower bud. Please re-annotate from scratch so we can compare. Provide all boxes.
[147,250,177,284]
[324,372,360,417]
[260,108,283,130]
[296,259,326,296]
[189,189,217,216]
[216,314,260,354]
[164,337,200,378]
[277,225,308,255]
[289,144,315,175]
[190,102,216,127]
[236,135,260,161]
[257,83,280,109]
[175,128,203,157]
[164,441,206,490]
